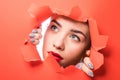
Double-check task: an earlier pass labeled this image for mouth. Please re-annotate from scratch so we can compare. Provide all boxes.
[48,51,63,62]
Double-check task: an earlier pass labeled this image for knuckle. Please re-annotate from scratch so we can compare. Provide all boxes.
[75,62,84,69]
[84,57,89,62]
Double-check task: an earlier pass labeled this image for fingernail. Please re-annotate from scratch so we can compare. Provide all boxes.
[29,33,35,38]
[32,29,38,33]
[88,72,94,77]
[75,63,83,69]
[30,39,35,43]
[88,63,94,69]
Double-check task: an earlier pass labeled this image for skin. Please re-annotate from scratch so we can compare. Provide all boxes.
[29,15,94,77]
[43,15,90,67]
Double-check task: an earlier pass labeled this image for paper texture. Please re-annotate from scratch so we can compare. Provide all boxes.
[21,4,108,80]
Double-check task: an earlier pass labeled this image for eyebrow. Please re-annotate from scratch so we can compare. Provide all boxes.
[52,19,87,39]
[71,29,87,39]
[51,19,61,27]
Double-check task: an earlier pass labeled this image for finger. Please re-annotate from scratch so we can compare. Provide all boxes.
[84,57,94,70]
[29,33,42,39]
[34,33,42,39]
[37,28,42,34]
[29,38,40,45]
[76,63,94,77]
[86,50,90,56]
[32,28,42,34]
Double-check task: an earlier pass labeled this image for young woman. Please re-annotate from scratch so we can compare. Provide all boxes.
[29,14,94,77]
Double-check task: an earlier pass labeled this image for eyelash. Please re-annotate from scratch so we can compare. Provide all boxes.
[50,25,59,32]
[50,25,80,42]
[70,34,80,42]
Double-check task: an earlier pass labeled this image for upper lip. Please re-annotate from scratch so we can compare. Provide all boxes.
[48,51,63,59]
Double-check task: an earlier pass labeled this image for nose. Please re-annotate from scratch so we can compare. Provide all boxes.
[53,38,65,51]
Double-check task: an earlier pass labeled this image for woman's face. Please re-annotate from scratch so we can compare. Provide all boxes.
[43,16,90,67]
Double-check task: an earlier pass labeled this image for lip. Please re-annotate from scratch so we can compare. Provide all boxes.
[48,51,63,62]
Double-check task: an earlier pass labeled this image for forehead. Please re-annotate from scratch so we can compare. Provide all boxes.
[51,15,90,39]
[53,15,89,29]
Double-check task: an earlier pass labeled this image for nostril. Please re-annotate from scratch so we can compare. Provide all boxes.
[53,44,64,51]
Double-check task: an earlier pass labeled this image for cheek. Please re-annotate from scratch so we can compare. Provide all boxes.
[67,46,83,56]
[44,31,53,45]
[62,44,86,66]
[43,32,56,53]
[65,42,86,58]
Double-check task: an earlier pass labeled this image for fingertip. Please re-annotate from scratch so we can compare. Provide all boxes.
[32,29,38,33]
[84,57,94,69]
[34,34,42,39]
[77,61,94,78]
[30,39,39,45]
[30,38,35,43]
[32,28,42,34]
[75,62,84,69]
[87,71,94,77]
[88,63,94,70]
[86,50,90,56]
[29,33,35,38]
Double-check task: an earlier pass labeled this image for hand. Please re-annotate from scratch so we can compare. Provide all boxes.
[29,28,42,44]
[75,50,94,77]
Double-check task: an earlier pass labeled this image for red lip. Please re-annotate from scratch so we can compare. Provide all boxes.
[48,51,63,62]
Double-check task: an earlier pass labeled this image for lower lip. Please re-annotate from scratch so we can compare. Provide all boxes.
[53,56,62,62]
[48,51,63,62]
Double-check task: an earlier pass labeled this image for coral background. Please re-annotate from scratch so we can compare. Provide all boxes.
[0,0,120,80]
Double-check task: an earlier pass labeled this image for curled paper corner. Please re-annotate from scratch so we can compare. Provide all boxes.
[21,40,41,62]
[27,3,52,19]
[27,3,53,28]
[43,54,63,71]
[87,18,108,70]
[58,66,91,80]
[69,6,82,21]
[88,18,109,51]
[89,48,104,70]
[44,54,91,80]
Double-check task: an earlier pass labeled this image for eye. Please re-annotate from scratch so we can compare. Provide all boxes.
[51,25,59,32]
[70,34,80,42]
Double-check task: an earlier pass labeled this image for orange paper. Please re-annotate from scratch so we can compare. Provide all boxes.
[21,4,108,80]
